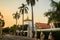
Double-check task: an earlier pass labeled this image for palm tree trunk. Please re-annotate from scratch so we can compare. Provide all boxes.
[16,19,17,25]
[22,14,24,25]
[31,5,34,38]
[22,14,24,36]
[31,5,34,31]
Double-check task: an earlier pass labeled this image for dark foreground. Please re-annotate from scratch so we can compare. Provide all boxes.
[0,35,33,40]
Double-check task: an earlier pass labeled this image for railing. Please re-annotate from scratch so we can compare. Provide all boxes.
[36,28,60,31]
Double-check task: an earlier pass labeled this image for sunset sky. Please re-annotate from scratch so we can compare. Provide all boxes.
[0,0,60,27]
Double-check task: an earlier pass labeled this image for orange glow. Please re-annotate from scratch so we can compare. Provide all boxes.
[0,0,51,27]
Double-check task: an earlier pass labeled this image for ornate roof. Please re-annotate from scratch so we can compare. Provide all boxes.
[35,23,50,29]
[24,16,32,21]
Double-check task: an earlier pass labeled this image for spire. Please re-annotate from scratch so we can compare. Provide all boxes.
[24,16,32,21]
[26,15,29,20]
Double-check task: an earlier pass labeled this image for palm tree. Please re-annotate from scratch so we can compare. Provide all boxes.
[51,0,60,21]
[44,11,57,28]
[18,3,28,25]
[51,0,60,11]
[44,0,60,27]
[45,10,56,23]
[13,12,20,25]
[26,0,38,32]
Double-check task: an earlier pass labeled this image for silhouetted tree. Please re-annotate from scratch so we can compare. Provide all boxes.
[26,0,38,31]
[26,0,38,37]
[13,12,20,25]
[18,3,28,25]
[44,0,60,27]
[9,24,19,35]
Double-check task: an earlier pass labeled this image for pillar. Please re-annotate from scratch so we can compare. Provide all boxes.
[48,32,54,40]
[40,32,45,40]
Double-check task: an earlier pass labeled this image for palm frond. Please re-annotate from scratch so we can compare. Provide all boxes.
[12,12,20,19]
[18,6,23,9]
[21,9,24,14]
[31,0,35,6]
[51,0,58,7]
[19,8,22,13]
[26,0,38,6]
[37,0,38,1]
[48,17,53,24]
[44,11,52,17]
[25,8,28,13]
[25,7,29,10]
[26,0,30,5]
[18,3,28,14]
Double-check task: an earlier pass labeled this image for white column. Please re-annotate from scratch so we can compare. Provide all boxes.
[50,22,55,28]
[27,26,32,38]
[40,32,45,40]
[48,32,54,40]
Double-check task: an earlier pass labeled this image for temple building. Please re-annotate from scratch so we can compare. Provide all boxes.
[24,16,32,38]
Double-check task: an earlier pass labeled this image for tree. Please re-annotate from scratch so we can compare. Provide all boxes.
[18,3,28,25]
[44,0,60,27]
[13,12,20,25]
[9,24,19,35]
[26,0,38,37]
[44,10,58,28]
[2,27,10,34]
[26,0,38,31]
[51,0,60,21]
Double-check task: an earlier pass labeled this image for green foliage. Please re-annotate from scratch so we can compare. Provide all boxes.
[9,24,19,32]
[26,0,38,6]
[2,24,19,35]
[44,0,60,27]
[20,24,28,31]
[2,27,9,34]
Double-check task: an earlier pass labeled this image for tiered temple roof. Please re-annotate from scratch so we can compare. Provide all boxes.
[35,23,50,29]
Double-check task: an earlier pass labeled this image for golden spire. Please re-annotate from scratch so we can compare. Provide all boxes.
[26,16,29,20]
[24,16,32,21]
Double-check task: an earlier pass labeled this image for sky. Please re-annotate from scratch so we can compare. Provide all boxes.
[0,0,60,27]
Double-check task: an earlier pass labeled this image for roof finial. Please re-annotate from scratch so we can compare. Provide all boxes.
[24,15,32,21]
[27,15,29,20]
